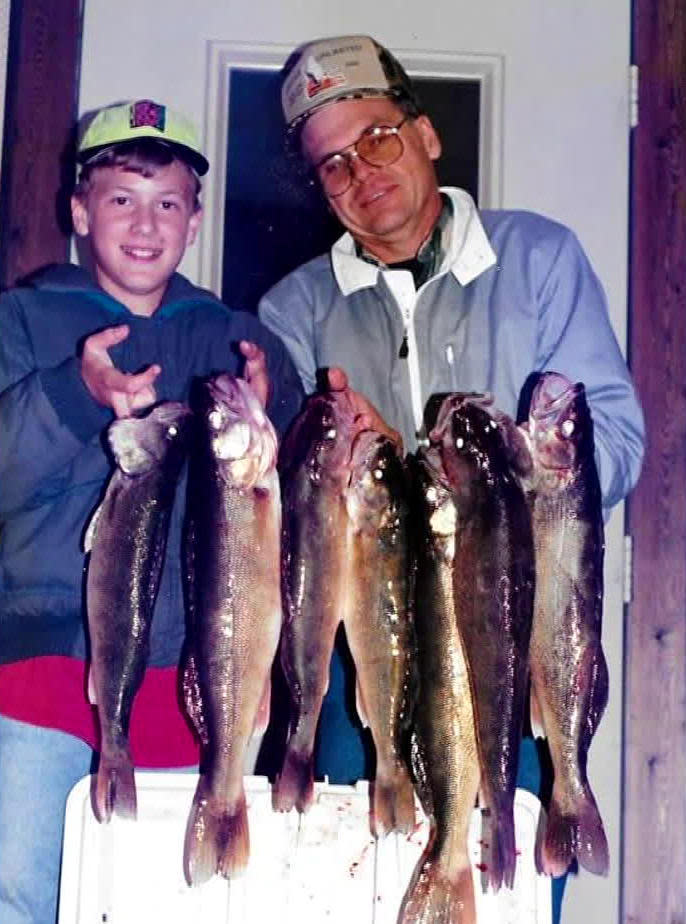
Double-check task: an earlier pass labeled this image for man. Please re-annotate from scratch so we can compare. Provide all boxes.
[0,98,303,923]
[258,33,644,920]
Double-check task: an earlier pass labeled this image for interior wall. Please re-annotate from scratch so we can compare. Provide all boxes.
[77,3,632,922]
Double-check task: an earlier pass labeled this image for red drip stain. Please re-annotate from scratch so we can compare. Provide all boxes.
[475,863,489,872]
[515,848,522,856]
[479,839,490,847]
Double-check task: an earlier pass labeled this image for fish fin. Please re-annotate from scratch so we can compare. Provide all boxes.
[371,765,416,836]
[181,650,209,747]
[87,665,97,705]
[485,806,517,891]
[92,752,137,823]
[398,848,476,924]
[252,674,271,737]
[83,502,103,553]
[354,679,369,728]
[577,791,610,876]
[540,784,609,879]
[217,792,250,879]
[184,780,250,885]
[272,746,314,814]
[530,685,547,739]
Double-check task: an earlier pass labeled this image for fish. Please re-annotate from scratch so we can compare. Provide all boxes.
[409,394,534,903]
[182,373,282,884]
[274,389,416,836]
[398,446,480,924]
[342,429,416,836]
[522,371,609,878]
[84,401,193,823]
[272,390,359,815]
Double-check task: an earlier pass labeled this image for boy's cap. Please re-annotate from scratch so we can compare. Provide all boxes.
[281,35,419,130]
[77,99,209,176]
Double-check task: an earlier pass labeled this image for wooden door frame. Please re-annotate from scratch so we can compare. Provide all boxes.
[624,0,686,920]
[0,0,82,289]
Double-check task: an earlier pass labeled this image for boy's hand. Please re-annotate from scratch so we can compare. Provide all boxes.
[241,340,269,408]
[327,366,403,453]
[81,325,161,419]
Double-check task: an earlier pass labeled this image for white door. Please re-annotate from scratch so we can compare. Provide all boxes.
[78,4,631,922]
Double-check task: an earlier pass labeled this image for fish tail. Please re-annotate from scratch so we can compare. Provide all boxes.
[487,808,517,891]
[541,786,610,878]
[398,852,476,924]
[93,752,137,822]
[217,792,250,879]
[272,746,314,813]
[577,790,609,876]
[371,767,416,836]
[184,781,250,885]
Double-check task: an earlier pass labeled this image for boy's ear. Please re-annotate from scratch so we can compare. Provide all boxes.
[186,207,203,247]
[71,195,90,237]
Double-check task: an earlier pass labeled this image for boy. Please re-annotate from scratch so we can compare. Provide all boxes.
[0,98,303,923]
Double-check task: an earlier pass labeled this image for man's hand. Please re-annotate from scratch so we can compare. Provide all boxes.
[241,340,270,408]
[327,366,403,452]
[81,325,160,419]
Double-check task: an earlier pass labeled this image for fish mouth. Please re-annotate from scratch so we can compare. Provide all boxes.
[530,375,583,421]
[430,392,494,442]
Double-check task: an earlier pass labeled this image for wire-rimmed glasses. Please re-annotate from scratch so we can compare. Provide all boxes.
[313,117,409,198]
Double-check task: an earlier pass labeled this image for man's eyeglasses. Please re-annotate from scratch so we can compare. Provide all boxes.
[313,117,409,198]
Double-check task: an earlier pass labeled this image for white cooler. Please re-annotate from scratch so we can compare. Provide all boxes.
[58,772,551,923]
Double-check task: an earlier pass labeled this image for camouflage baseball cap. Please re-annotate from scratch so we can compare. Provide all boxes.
[77,99,209,176]
[281,35,420,131]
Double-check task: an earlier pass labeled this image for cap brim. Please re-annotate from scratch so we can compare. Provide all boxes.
[77,138,209,176]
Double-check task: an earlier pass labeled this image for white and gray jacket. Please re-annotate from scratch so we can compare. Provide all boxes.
[259,188,644,512]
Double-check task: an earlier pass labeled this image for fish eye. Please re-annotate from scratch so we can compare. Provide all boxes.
[426,486,437,503]
[167,424,178,438]
[208,409,223,430]
[324,427,337,440]
[561,418,575,437]
[455,436,465,450]
[373,467,384,480]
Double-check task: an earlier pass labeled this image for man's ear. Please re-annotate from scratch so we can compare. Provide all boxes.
[186,207,203,247]
[415,115,442,162]
[71,195,90,237]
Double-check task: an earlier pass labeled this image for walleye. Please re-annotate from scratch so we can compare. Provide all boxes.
[342,429,416,836]
[407,394,534,909]
[274,390,415,836]
[183,373,282,884]
[523,372,609,878]
[85,401,193,823]
[273,390,359,815]
[398,447,480,924]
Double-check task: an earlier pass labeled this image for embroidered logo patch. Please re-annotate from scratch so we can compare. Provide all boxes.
[130,100,166,132]
[304,55,347,101]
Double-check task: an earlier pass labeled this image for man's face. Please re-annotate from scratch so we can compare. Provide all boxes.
[301,97,442,261]
[71,160,202,316]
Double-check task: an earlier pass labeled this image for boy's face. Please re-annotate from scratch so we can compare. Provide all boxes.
[71,160,202,316]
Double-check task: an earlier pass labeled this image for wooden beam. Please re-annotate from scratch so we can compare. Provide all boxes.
[624,0,686,920]
[0,0,82,288]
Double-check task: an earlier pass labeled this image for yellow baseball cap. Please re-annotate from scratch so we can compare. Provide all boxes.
[77,99,209,176]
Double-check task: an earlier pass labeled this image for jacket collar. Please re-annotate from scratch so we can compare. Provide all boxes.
[331,187,496,295]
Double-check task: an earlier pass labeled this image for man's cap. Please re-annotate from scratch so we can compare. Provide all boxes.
[77,99,209,176]
[281,35,420,130]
